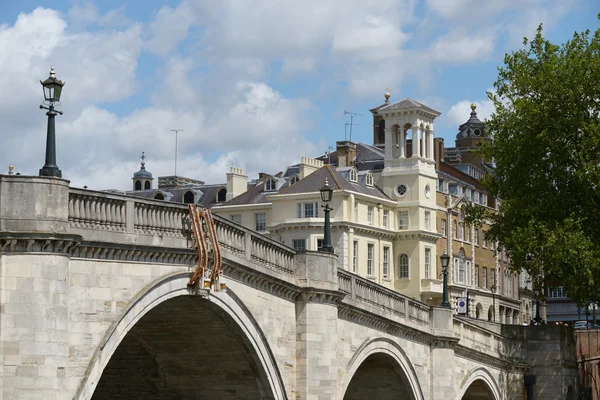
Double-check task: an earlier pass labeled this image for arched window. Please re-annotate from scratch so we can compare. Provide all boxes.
[365,173,373,186]
[135,180,141,191]
[397,254,409,279]
[217,188,227,202]
[144,181,151,190]
[154,193,165,201]
[183,191,195,204]
[378,119,385,144]
[349,168,358,183]
[290,175,299,185]
[265,178,276,191]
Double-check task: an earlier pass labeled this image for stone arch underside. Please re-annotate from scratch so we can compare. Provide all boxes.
[341,338,424,400]
[343,353,416,400]
[461,379,496,400]
[77,272,286,400]
[458,368,501,400]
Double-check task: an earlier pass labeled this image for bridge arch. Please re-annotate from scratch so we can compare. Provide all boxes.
[457,367,501,400]
[340,337,424,400]
[75,271,287,400]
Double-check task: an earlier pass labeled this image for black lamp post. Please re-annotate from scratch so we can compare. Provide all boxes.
[490,284,497,322]
[440,251,450,308]
[319,178,334,253]
[39,67,65,178]
[533,288,544,325]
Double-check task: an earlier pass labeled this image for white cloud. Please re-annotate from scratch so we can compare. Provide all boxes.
[447,97,495,128]
[429,30,496,63]
[0,7,319,192]
[145,2,197,57]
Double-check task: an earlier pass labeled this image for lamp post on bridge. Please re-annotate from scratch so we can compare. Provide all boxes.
[39,67,65,178]
[319,178,334,253]
[490,284,497,322]
[440,251,450,308]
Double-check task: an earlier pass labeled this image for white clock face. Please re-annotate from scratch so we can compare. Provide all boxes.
[425,184,431,198]
[397,184,407,197]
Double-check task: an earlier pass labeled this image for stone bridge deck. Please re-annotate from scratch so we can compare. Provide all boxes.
[0,176,579,399]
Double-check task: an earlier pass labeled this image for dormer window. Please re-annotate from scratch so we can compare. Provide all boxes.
[349,168,358,183]
[265,178,276,191]
[290,175,299,185]
[216,188,227,202]
[183,191,195,204]
[154,193,165,201]
[365,173,374,186]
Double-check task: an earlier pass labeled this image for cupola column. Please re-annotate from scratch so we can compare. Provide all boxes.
[412,126,420,157]
[399,128,405,158]
[421,130,427,158]
[384,127,393,160]
[429,130,435,160]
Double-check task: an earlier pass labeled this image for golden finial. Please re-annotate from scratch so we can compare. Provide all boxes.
[385,88,391,100]
[470,103,477,111]
[8,165,14,175]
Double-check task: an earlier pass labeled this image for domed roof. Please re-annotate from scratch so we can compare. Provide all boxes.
[133,152,153,179]
[456,103,487,141]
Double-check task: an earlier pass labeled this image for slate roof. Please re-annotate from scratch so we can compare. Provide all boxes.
[124,183,227,208]
[316,142,385,171]
[277,165,391,201]
[223,179,270,206]
[438,162,485,190]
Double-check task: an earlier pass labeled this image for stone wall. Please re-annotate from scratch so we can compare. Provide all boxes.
[503,325,579,399]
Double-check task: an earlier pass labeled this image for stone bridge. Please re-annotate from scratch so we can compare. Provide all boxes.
[0,176,578,399]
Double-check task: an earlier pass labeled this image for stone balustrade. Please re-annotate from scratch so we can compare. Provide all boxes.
[69,189,127,231]
[67,188,295,275]
[453,317,507,361]
[338,269,431,326]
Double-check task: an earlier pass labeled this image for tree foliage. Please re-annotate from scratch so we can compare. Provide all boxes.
[475,20,600,305]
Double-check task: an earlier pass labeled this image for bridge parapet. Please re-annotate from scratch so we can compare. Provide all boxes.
[67,188,296,275]
[338,269,432,330]
[453,317,510,364]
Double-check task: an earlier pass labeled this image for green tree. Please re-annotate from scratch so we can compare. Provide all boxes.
[472,20,600,305]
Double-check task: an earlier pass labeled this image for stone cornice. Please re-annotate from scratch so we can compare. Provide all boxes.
[0,232,81,255]
[395,229,441,243]
[296,288,346,305]
[338,302,458,349]
[454,344,527,372]
[341,222,396,239]
[221,260,299,301]
[72,240,197,265]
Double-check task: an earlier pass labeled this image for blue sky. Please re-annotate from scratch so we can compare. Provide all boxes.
[0,0,598,189]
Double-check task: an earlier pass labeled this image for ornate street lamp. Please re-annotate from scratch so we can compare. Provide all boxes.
[319,178,334,253]
[39,67,65,178]
[490,284,497,322]
[440,251,450,308]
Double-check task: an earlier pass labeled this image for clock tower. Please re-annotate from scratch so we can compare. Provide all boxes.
[370,93,441,300]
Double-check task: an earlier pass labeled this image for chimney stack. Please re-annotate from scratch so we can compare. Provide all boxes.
[299,157,324,178]
[336,141,357,167]
[433,138,445,170]
[226,167,248,201]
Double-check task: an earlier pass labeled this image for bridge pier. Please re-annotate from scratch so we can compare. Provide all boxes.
[294,251,341,400]
[429,307,458,399]
[0,176,80,400]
